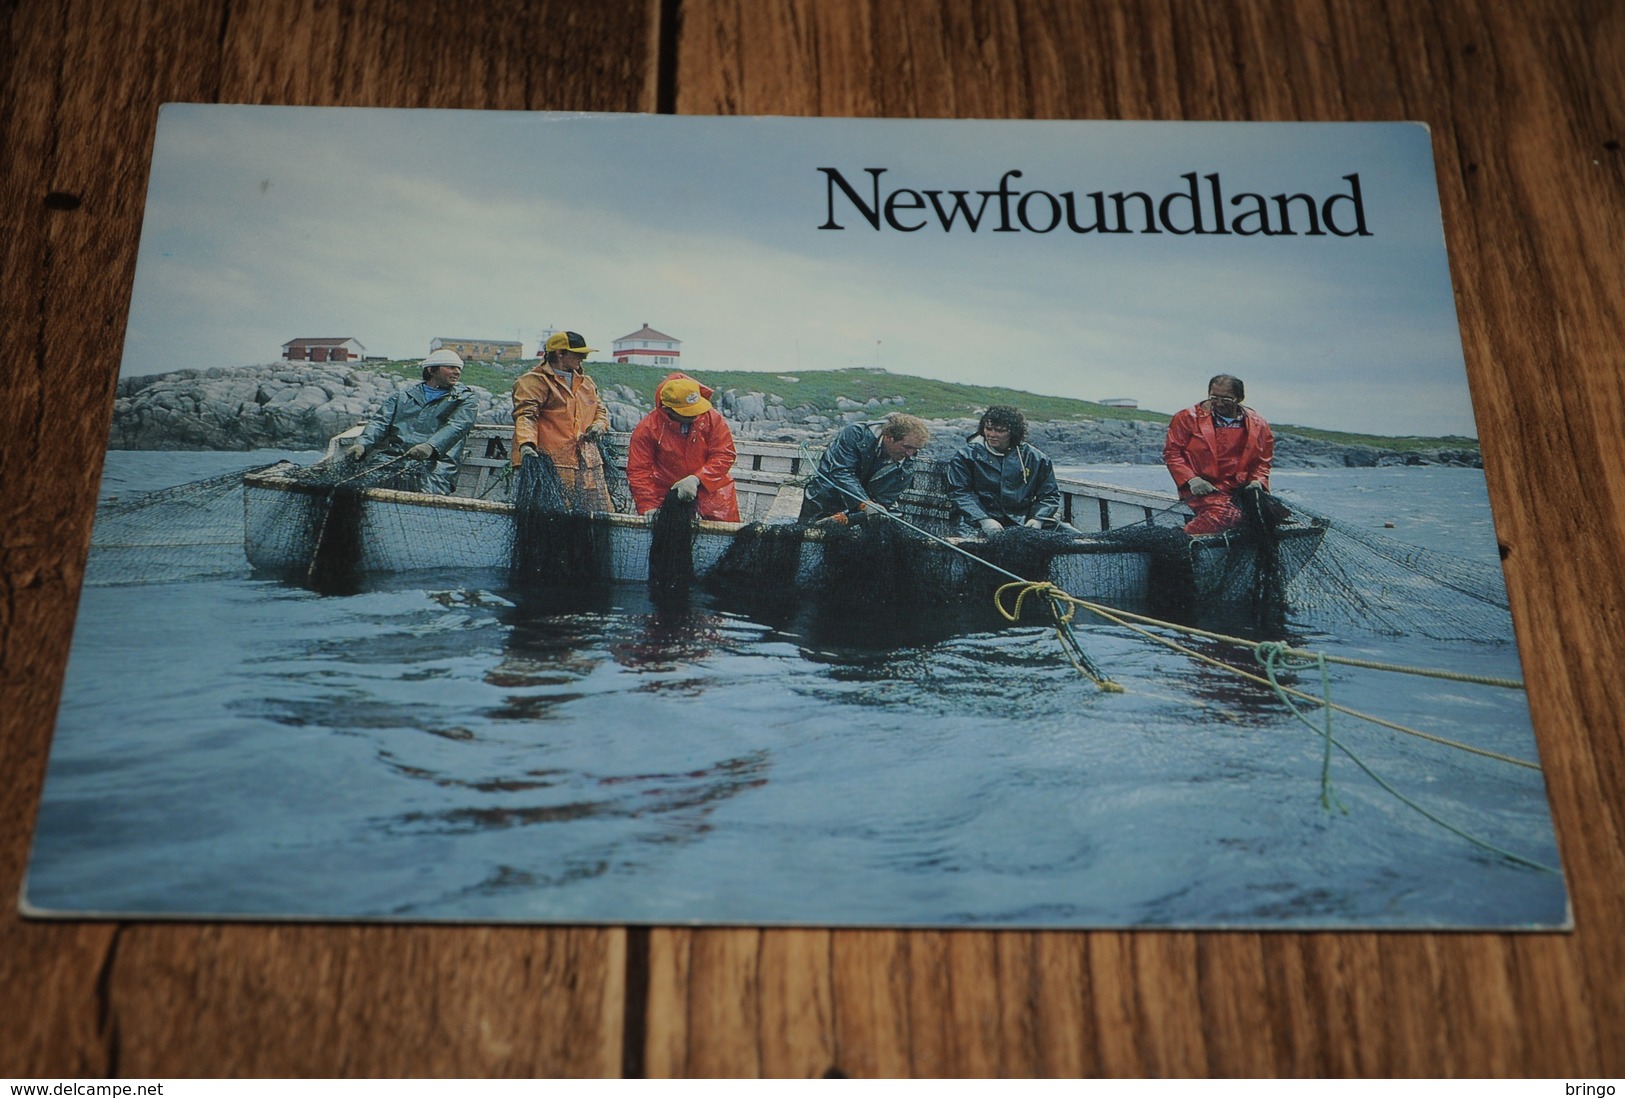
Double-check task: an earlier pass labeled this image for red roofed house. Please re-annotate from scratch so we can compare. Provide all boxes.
[612,323,681,366]
[282,337,367,364]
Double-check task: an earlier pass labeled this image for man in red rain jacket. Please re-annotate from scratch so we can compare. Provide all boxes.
[1162,373,1274,536]
[626,372,742,522]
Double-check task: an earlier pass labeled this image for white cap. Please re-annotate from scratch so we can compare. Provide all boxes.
[420,348,465,369]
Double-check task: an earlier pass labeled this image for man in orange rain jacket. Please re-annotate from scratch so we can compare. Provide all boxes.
[626,372,741,522]
[1162,373,1275,536]
[511,330,612,511]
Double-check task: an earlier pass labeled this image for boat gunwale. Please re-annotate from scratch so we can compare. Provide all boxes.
[242,463,1322,561]
[243,464,762,537]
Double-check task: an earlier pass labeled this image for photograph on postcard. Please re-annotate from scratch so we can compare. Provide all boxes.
[22,107,1569,929]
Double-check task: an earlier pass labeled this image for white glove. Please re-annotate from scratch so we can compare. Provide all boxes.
[519,442,540,461]
[405,443,436,461]
[979,518,1004,537]
[345,444,366,462]
[672,475,700,501]
[862,501,891,522]
[1186,476,1216,496]
[1024,518,1044,528]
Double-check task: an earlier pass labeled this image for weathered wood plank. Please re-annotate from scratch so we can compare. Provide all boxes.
[105,925,626,1076]
[0,0,655,1078]
[4,0,1625,1079]
[649,0,1625,1078]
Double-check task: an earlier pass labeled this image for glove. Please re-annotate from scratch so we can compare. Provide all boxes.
[861,501,891,523]
[1186,476,1216,496]
[1024,518,1044,529]
[345,444,366,462]
[405,443,436,461]
[519,442,540,461]
[979,518,1004,537]
[672,475,701,501]
[1242,480,1265,491]
[583,425,605,443]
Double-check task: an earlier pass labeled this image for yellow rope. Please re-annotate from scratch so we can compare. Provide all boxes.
[1058,598,1525,690]
[995,581,1540,771]
[995,581,1123,692]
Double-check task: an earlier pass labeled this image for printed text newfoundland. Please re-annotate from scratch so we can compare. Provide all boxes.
[817,168,1373,237]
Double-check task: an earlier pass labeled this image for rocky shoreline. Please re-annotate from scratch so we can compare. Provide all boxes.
[109,363,1481,469]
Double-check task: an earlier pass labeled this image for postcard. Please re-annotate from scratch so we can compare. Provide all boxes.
[22,107,1568,928]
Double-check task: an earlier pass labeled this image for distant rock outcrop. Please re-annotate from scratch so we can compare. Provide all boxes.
[110,364,510,451]
[108,363,1480,468]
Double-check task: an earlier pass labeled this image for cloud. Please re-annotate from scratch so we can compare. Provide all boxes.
[118,108,1478,437]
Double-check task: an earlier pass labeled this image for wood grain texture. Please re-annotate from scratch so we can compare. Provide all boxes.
[0,0,655,1078]
[3,0,1623,1078]
[658,0,1625,1077]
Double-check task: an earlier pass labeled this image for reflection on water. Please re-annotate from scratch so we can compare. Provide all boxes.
[29,565,1565,926]
[24,453,1568,928]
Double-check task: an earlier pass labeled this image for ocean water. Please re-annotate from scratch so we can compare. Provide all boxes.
[24,452,1568,928]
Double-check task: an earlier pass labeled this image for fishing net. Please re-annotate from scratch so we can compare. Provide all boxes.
[868,457,1211,623]
[237,457,444,594]
[1278,500,1515,643]
[1085,522,1201,619]
[707,516,1094,638]
[276,454,437,493]
[749,449,1510,645]
[812,519,943,615]
[1080,489,1514,643]
[1236,486,1289,634]
[948,526,1096,601]
[705,521,809,624]
[595,435,635,514]
[1079,485,1294,631]
[896,461,958,538]
[297,458,443,594]
[508,451,615,591]
[85,457,437,591]
[647,491,698,598]
[84,465,276,587]
[82,437,1517,647]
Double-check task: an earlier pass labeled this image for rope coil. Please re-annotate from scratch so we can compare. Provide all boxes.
[795,446,1553,872]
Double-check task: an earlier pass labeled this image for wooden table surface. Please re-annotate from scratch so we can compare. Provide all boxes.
[4,0,1623,1078]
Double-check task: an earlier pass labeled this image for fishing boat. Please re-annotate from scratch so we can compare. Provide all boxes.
[242,424,1324,605]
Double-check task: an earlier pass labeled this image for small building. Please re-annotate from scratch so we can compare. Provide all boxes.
[282,337,366,364]
[430,337,524,362]
[612,323,682,367]
[1098,397,1139,409]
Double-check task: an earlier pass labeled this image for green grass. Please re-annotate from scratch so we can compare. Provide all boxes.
[1265,423,1480,453]
[367,359,1477,452]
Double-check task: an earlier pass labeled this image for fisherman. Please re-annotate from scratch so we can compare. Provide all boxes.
[1162,373,1275,535]
[945,405,1068,537]
[511,330,612,511]
[799,412,930,523]
[626,372,741,521]
[344,348,478,495]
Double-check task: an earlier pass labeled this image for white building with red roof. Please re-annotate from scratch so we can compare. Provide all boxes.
[611,323,681,366]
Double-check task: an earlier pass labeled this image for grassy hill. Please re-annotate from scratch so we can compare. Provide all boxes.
[368,359,1477,454]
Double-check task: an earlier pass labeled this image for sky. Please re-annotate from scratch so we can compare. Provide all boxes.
[118,106,1479,437]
